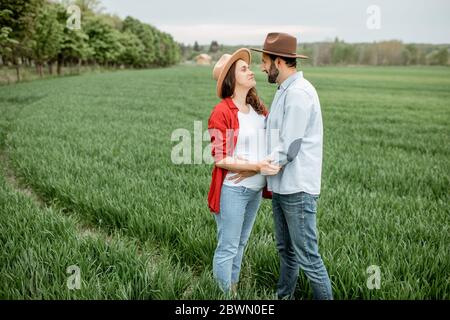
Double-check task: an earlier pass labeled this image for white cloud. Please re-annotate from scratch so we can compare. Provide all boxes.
[156,24,337,45]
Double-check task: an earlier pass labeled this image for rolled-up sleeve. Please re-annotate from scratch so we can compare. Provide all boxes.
[268,88,313,167]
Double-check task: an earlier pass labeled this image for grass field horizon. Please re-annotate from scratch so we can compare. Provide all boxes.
[0,64,449,299]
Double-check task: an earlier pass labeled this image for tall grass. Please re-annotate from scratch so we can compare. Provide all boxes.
[0,65,448,299]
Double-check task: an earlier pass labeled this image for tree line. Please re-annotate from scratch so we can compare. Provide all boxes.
[303,38,449,66]
[0,0,181,81]
[182,38,449,67]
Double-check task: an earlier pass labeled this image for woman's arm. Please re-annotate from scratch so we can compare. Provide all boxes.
[215,157,280,175]
[215,156,260,172]
[208,106,279,175]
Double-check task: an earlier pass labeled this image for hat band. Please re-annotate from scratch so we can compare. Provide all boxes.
[263,46,297,56]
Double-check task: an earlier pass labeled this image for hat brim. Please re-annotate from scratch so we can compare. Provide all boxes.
[216,48,251,98]
[250,47,309,59]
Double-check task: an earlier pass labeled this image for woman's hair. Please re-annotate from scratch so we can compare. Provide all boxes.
[220,61,267,115]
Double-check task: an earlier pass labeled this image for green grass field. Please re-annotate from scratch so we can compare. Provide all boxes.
[0,65,449,299]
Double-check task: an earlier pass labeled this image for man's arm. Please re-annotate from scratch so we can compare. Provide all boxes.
[267,88,313,167]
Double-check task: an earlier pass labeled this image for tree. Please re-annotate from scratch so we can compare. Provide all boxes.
[157,32,180,66]
[209,40,219,53]
[0,23,18,66]
[84,15,123,65]
[427,48,449,65]
[99,12,123,30]
[331,38,357,65]
[1,0,180,81]
[312,42,332,65]
[30,3,64,77]
[117,31,145,67]
[60,0,104,16]
[0,0,44,80]
[122,16,157,66]
[122,16,180,67]
[401,44,418,65]
[53,3,92,74]
[375,40,404,65]
[193,41,201,52]
[61,29,92,72]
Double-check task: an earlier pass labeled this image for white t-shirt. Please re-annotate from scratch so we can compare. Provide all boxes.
[223,105,267,191]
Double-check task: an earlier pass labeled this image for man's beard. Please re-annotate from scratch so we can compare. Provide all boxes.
[267,61,279,83]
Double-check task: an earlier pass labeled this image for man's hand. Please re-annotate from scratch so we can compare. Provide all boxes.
[259,159,281,176]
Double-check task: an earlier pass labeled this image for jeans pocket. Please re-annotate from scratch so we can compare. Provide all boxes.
[303,195,317,215]
[223,184,245,194]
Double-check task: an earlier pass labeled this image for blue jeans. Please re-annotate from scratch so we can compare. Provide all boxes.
[213,184,262,293]
[272,191,333,300]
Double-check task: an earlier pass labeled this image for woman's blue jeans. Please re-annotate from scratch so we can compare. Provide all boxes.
[213,184,262,293]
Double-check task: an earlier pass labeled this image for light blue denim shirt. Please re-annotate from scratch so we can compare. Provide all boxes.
[266,71,323,195]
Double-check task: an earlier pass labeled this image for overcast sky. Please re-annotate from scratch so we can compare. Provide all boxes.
[100,0,450,45]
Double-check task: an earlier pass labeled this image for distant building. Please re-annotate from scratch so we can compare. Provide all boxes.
[195,54,212,65]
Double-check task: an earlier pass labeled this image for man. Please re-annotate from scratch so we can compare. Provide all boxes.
[251,32,333,300]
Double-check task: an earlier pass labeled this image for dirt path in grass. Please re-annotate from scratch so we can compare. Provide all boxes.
[0,98,116,242]
[0,147,113,242]
[0,150,46,207]
[0,142,201,299]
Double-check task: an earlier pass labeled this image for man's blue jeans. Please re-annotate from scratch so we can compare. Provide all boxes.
[272,191,333,300]
[213,184,262,293]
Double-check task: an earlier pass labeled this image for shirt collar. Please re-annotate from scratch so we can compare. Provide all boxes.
[278,71,303,91]
[225,97,238,110]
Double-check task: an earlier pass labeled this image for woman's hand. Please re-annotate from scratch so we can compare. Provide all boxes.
[227,170,258,183]
[228,158,281,182]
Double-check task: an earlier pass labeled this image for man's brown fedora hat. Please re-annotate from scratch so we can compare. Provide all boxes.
[251,32,308,59]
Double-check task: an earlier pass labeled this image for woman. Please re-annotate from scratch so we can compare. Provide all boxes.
[208,48,280,295]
